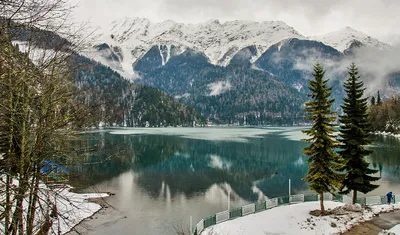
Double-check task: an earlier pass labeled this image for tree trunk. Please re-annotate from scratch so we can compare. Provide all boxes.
[319,193,325,215]
[26,168,40,235]
[352,190,357,204]
[5,174,11,235]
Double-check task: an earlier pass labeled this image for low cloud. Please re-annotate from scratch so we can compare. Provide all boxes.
[208,80,232,96]
[73,0,400,44]
[290,46,400,96]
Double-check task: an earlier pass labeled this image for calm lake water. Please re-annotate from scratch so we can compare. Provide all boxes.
[70,127,400,235]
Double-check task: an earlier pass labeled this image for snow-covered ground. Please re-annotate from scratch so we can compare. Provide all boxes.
[388,224,400,234]
[374,131,400,139]
[201,202,400,235]
[51,186,109,234]
[0,179,108,235]
[310,27,390,53]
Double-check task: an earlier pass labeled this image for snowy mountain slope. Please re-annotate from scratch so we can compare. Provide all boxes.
[309,26,390,53]
[87,17,305,74]
[85,18,392,81]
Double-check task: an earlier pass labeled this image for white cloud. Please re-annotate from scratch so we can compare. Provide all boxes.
[71,0,400,44]
[208,81,232,96]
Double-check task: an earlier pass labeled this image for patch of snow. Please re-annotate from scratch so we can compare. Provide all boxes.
[165,44,172,64]
[249,46,263,64]
[387,224,400,234]
[252,185,269,201]
[374,131,400,139]
[278,127,309,141]
[174,93,190,99]
[158,44,166,66]
[309,26,390,52]
[208,81,232,96]
[81,46,139,80]
[277,39,292,52]
[250,63,266,72]
[293,83,304,92]
[12,40,60,66]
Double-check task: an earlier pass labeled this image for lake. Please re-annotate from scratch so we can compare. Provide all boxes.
[69,127,400,235]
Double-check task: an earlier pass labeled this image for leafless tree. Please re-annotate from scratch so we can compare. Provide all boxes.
[0,1,96,235]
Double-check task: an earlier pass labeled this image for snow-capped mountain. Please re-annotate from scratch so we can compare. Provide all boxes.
[309,26,390,53]
[85,18,392,83]
[87,17,305,76]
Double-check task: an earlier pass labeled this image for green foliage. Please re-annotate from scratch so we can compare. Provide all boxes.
[338,63,379,202]
[302,64,342,207]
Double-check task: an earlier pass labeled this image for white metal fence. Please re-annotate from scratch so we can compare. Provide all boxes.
[242,203,255,216]
[194,193,397,235]
[290,194,304,204]
[366,196,381,205]
[196,219,204,234]
[216,210,230,224]
[319,193,333,201]
[266,198,278,209]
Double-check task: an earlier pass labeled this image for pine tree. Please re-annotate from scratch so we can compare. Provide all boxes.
[377,91,382,105]
[371,96,376,105]
[338,63,379,204]
[302,63,342,214]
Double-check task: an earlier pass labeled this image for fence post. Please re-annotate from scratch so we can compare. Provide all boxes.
[228,190,231,211]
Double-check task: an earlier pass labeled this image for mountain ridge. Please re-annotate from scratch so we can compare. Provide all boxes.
[86,17,390,79]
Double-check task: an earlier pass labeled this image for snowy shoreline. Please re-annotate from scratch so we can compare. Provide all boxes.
[51,185,110,234]
[373,131,400,138]
[201,202,400,235]
[0,180,109,235]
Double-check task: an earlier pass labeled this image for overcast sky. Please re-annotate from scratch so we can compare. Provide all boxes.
[71,0,400,45]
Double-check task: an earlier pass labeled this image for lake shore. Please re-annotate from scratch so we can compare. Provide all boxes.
[65,194,128,235]
[373,131,400,138]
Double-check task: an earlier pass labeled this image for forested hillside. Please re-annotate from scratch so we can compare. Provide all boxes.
[369,96,400,133]
[73,54,205,127]
[5,20,205,127]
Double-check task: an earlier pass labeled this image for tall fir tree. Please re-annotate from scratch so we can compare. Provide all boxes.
[377,91,382,105]
[302,63,342,214]
[338,63,379,204]
[371,96,376,105]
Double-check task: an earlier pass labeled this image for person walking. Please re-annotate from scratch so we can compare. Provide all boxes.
[387,191,393,204]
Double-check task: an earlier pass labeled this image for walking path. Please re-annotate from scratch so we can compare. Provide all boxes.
[344,210,400,235]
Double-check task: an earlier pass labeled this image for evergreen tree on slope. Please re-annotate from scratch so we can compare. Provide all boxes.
[302,63,342,214]
[339,63,379,204]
